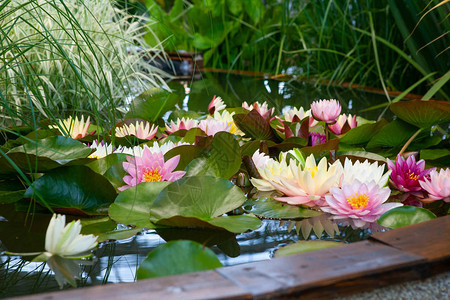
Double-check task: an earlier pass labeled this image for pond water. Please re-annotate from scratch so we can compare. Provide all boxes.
[1,72,390,298]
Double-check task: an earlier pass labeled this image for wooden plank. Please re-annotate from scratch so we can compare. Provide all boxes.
[370,215,450,262]
[216,240,426,299]
[9,270,251,300]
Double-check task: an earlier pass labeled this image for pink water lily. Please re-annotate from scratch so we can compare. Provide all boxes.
[309,132,326,146]
[387,154,434,192]
[328,114,357,135]
[118,148,185,191]
[242,101,274,119]
[51,115,94,139]
[323,180,403,229]
[419,168,450,202]
[311,99,341,123]
[165,117,199,134]
[198,118,231,136]
[208,95,226,114]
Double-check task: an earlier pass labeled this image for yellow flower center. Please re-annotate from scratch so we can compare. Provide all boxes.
[143,167,162,182]
[308,166,318,178]
[347,193,369,209]
[407,169,419,181]
[88,154,100,159]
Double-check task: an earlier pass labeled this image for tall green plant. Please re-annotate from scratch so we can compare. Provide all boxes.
[0,0,168,129]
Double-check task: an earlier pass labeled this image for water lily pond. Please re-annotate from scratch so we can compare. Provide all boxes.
[1,72,449,298]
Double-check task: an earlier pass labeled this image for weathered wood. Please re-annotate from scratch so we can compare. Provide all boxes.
[370,215,450,262]
[9,270,251,300]
[216,240,426,299]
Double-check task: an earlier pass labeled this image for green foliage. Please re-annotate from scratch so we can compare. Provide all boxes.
[274,240,343,258]
[136,240,222,279]
[378,206,437,229]
[243,198,322,219]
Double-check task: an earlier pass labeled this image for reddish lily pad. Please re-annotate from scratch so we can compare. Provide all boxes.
[390,99,450,129]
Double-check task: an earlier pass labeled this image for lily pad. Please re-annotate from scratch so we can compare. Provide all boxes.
[164,145,206,171]
[366,120,419,149]
[390,100,450,129]
[300,139,339,157]
[233,110,282,142]
[87,153,128,175]
[80,216,117,236]
[125,88,179,122]
[243,198,322,219]
[136,240,222,280]
[377,206,436,229]
[98,228,144,243]
[24,165,117,216]
[274,240,343,258]
[0,178,25,204]
[109,181,171,228]
[340,119,388,145]
[150,176,246,222]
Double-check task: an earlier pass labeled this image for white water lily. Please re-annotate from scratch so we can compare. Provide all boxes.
[121,141,190,157]
[89,140,126,159]
[342,158,391,188]
[271,154,343,207]
[199,118,231,136]
[45,214,97,257]
[250,150,295,192]
[115,120,158,140]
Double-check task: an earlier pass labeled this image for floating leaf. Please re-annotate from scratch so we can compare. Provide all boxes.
[164,145,205,171]
[366,120,419,149]
[80,216,117,236]
[150,176,246,222]
[24,165,117,216]
[300,139,339,157]
[243,198,322,219]
[377,206,436,229]
[87,153,127,175]
[233,110,282,142]
[136,240,222,279]
[390,100,450,129]
[0,179,25,203]
[109,181,171,228]
[125,88,179,122]
[98,228,143,243]
[340,119,388,145]
[274,240,343,258]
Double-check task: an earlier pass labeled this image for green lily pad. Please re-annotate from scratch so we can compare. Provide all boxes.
[136,240,222,280]
[80,216,117,236]
[98,228,144,243]
[340,119,388,145]
[390,100,450,129]
[243,198,322,219]
[300,139,340,157]
[164,145,206,171]
[125,88,179,122]
[150,176,246,222]
[377,206,437,229]
[87,153,128,175]
[24,165,117,216]
[366,120,419,149]
[8,136,91,161]
[109,181,171,228]
[233,110,282,142]
[274,240,343,258]
[0,179,25,204]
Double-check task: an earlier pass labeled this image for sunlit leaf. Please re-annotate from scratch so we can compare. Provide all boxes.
[136,240,222,279]
[274,240,343,258]
[366,120,418,149]
[125,88,179,122]
[377,206,436,229]
[390,100,450,129]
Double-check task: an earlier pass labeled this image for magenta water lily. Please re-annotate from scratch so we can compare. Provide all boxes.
[387,154,434,192]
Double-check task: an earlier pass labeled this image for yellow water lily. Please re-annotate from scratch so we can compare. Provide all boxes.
[212,110,245,136]
[271,154,343,207]
[50,115,93,139]
[115,120,158,140]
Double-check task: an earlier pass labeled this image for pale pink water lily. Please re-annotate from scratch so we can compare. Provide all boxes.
[115,120,158,140]
[45,214,98,257]
[310,99,341,123]
[322,180,402,229]
[419,168,450,202]
[342,158,391,188]
[387,154,434,192]
[198,118,231,136]
[165,117,199,134]
[283,107,318,127]
[328,114,357,135]
[121,141,190,157]
[208,95,226,114]
[119,148,185,191]
[242,101,274,119]
[50,115,94,139]
[271,154,343,207]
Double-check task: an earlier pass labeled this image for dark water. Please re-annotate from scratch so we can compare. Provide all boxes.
[0,72,386,297]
